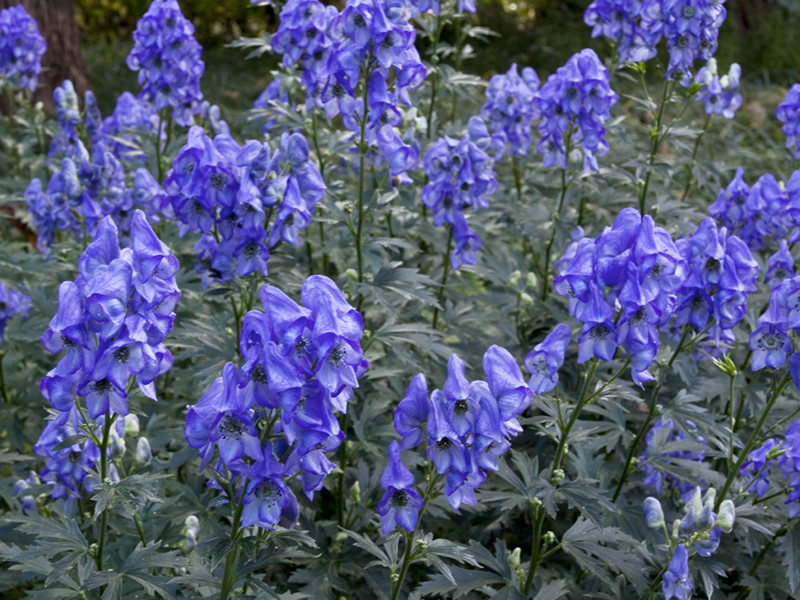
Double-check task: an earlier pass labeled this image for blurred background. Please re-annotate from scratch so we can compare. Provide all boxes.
[7,0,800,119]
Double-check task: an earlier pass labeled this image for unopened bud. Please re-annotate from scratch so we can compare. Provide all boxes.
[550,469,565,484]
[110,434,126,458]
[643,497,664,529]
[349,480,361,505]
[184,515,200,536]
[697,501,715,530]
[711,354,737,377]
[345,268,358,282]
[717,500,735,533]
[526,272,538,289]
[543,531,556,545]
[686,487,703,516]
[508,547,521,570]
[529,498,542,509]
[135,437,151,466]
[124,414,140,437]
[509,270,521,287]
[678,507,696,537]
[183,529,197,551]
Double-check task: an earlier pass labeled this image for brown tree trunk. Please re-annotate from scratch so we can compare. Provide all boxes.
[0,0,90,114]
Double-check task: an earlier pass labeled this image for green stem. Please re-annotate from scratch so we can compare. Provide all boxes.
[432,225,454,330]
[133,513,147,548]
[679,114,711,202]
[749,523,789,576]
[512,154,522,204]
[220,494,245,600]
[389,466,440,600]
[336,412,348,528]
[354,66,371,303]
[0,352,8,403]
[727,371,736,470]
[521,503,546,596]
[155,111,165,184]
[714,372,791,512]
[552,358,598,473]
[96,413,116,571]
[426,14,443,140]
[638,77,672,215]
[230,296,241,352]
[612,376,660,503]
[541,128,573,301]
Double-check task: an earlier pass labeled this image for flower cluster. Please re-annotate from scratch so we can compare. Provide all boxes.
[49,80,82,159]
[748,275,800,374]
[317,0,426,121]
[535,48,618,171]
[777,84,800,160]
[584,0,658,65]
[165,127,325,284]
[422,117,498,269]
[26,138,138,253]
[694,59,742,119]
[674,217,758,350]
[387,346,532,524]
[126,0,204,126]
[741,419,800,517]
[554,208,688,386]
[480,63,540,157]
[0,281,31,343]
[96,91,159,163]
[706,168,798,251]
[185,276,367,529]
[524,323,571,395]
[271,0,339,99]
[585,1,727,83]
[0,4,46,91]
[34,211,180,500]
[640,418,706,503]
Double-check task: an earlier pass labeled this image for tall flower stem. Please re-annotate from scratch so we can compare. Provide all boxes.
[680,114,711,202]
[426,13,443,140]
[521,502,546,596]
[354,66,371,310]
[96,412,117,571]
[310,110,329,275]
[220,487,245,600]
[0,351,8,403]
[552,358,598,472]
[432,225,454,330]
[155,110,166,184]
[714,371,791,512]
[512,155,523,204]
[540,128,573,301]
[611,375,660,503]
[638,75,673,215]
[389,466,440,600]
[727,370,737,470]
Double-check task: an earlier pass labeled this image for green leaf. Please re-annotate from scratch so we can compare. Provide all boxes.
[779,519,800,593]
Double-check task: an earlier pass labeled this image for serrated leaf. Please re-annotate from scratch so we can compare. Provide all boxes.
[779,519,800,592]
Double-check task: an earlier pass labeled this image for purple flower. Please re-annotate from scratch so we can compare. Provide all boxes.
[394,373,430,449]
[126,0,204,126]
[241,443,298,529]
[377,440,423,536]
[525,323,571,394]
[662,544,693,600]
[0,5,46,91]
[0,281,31,343]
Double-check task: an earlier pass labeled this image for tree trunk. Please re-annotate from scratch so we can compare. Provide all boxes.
[0,0,90,114]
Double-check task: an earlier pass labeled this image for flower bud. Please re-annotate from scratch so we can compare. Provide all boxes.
[349,480,361,505]
[135,437,152,466]
[124,414,140,437]
[110,433,126,458]
[717,500,735,533]
[711,354,737,377]
[183,528,197,551]
[678,506,696,537]
[519,292,534,306]
[526,272,538,289]
[543,531,556,545]
[686,486,702,516]
[643,497,664,529]
[509,270,521,287]
[697,501,715,530]
[508,547,521,571]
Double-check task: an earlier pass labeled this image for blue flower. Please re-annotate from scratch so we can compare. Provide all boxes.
[241,442,298,529]
[126,0,204,126]
[0,5,46,91]
[394,373,430,449]
[377,440,424,536]
[0,281,31,344]
[525,323,571,394]
[662,544,693,600]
